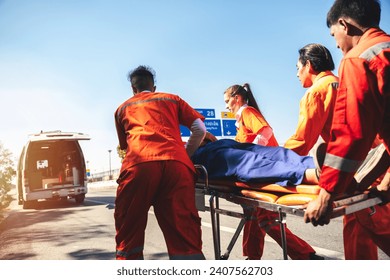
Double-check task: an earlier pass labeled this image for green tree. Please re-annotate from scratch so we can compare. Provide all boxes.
[117,145,126,162]
[0,142,15,209]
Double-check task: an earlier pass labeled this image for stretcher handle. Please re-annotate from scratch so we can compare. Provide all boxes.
[332,193,369,208]
[194,164,209,190]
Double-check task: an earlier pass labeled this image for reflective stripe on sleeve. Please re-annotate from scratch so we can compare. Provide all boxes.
[359,41,390,61]
[323,153,363,173]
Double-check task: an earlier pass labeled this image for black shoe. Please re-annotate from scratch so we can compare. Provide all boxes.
[309,252,325,260]
[315,168,321,180]
[312,142,327,180]
[313,142,327,170]
[355,144,390,191]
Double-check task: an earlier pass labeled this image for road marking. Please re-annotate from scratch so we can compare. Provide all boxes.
[85,198,111,205]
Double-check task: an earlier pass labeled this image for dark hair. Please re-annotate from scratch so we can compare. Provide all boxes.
[298,43,335,72]
[226,83,261,113]
[127,65,156,91]
[326,0,381,28]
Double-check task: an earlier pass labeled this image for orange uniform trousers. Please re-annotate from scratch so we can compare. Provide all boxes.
[114,161,204,260]
[343,203,390,259]
[243,208,315,259]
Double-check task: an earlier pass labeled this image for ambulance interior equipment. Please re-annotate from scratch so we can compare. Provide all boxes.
[17,131,90,209]
[194,164,384,260]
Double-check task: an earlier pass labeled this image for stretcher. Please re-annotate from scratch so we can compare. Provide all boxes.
[194,164,384,260]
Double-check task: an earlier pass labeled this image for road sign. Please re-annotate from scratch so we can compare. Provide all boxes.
[180,120,222,137]
[204,119,222,136]
[222,119,237,136]
[181,109,221,137]
[195,108,216,118]
[221,111,235,119]
[180,125,191,137]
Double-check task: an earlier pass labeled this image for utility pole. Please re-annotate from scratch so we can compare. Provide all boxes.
[108,149,112,180]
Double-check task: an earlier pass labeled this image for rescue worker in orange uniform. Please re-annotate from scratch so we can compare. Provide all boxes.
[284,43,382,259]
[284,43,339,156]
[223,83,321,260]
[114,65,206,260]
[304,0,390,259]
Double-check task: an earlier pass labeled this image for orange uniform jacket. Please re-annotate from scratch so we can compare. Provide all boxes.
[284,71,338,155]
[235,106,279,146]
[320,28,390,194]
[115,91,204,173]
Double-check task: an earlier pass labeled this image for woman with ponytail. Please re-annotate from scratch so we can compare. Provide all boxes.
[224,83,278,146]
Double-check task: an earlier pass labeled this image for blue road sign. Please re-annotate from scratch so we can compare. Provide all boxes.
[195,108,216,118]
[204,119,222,136]
[222,119,237,136]
[181,109,221,137]
[180,125,191,137]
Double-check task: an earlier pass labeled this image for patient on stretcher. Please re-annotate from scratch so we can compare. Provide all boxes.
[191,137,319,187]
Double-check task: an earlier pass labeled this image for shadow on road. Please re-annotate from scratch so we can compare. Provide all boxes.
[0,197,115,260]
[69,249,114,260]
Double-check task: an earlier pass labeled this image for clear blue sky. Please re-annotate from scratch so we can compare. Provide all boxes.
[1,0,390,173]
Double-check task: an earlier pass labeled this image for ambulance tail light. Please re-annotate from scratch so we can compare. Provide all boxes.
[23,171,29,188]
[23,170,30,194]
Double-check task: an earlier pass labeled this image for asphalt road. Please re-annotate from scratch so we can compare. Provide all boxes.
[0,184,388,260]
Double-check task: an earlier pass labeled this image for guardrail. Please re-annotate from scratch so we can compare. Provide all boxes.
[88,169,120,182]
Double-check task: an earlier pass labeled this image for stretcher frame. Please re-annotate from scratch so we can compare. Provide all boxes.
[194,164,383,260]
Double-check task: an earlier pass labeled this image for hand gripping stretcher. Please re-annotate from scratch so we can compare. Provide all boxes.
[194,164,384,260]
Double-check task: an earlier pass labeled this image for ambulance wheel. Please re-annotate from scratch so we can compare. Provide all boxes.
[75,194,85,204]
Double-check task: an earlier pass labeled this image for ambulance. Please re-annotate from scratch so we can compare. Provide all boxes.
[16,131,90,209]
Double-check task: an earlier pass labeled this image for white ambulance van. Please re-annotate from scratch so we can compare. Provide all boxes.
[16,131,90,209]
